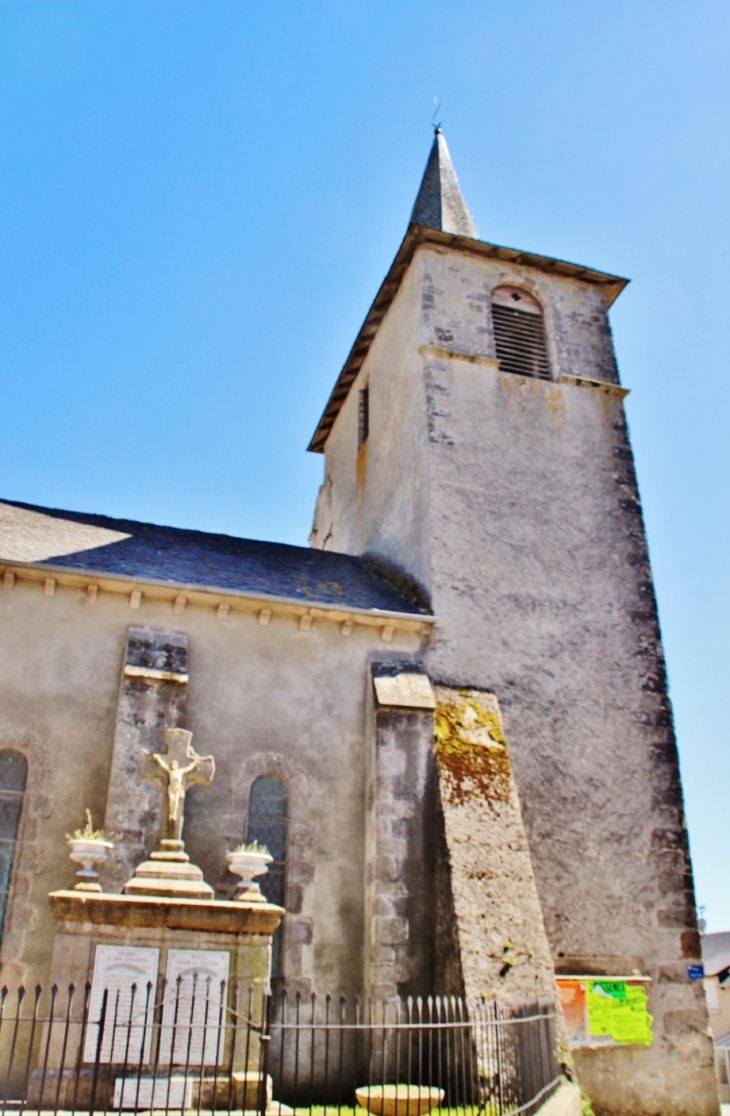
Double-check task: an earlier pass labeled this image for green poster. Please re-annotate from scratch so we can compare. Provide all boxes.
[586,981,652,1046]
[592,980,627,1000]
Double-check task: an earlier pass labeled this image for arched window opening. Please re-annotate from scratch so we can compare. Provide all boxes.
[491,286,551,381]
[0,749,27,940]
[246,774,289,976]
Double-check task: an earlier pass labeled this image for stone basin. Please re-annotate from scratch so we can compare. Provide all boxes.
[355,1085,445,1116]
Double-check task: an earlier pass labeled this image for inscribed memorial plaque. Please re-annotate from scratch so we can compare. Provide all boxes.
[159,949,230,1066]
[85,945,159,1064]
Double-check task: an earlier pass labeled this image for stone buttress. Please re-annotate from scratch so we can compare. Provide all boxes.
[365,658,560,1016]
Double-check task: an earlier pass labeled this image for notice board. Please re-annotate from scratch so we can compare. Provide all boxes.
[557,977,653,1048]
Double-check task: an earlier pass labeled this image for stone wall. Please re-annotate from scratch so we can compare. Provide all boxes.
[433,686,558,1005]
[0,571,424,996]
[422,338,715,1114]
[365,658,438,1000]
[364,663,561,1015]
[310,259,433,596]
[104,625,189,891]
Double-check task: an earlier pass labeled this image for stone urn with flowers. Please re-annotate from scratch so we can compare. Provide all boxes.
[226,840,272,903]
[65,810,114,892]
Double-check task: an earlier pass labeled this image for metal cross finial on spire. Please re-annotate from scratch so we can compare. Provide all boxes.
[432,97,442,134]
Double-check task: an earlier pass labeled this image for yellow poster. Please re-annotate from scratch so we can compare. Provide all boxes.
[585,980,652,1047]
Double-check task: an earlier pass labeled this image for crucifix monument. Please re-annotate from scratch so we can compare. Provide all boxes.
[138,728,215,841]
[43,719,284,1109]
[123,728,217,900]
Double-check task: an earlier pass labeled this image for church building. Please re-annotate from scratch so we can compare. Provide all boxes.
[0,130,718,1115]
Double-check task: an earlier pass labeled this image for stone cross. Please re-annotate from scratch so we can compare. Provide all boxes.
[138,728,215,841]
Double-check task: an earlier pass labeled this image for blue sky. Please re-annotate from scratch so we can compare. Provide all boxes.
[1,1,728,929]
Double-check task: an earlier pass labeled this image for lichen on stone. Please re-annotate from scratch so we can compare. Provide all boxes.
[434,688,512,807]
[363,552,431,612]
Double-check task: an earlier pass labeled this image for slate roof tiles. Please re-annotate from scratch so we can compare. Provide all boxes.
[0,499,429,616]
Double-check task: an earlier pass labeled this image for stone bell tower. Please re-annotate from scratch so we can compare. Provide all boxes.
[309,130,718,1116]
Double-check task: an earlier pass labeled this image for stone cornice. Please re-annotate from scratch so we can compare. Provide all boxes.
[558,373,630,398]
[420,346,630,396]
[49,890,284,936]
[1,559,434,639]
[419,344,500,368]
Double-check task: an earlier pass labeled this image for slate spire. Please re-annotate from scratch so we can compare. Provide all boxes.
[410,128,478,238]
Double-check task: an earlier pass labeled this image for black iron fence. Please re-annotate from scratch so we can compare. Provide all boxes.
[0,983,561,1116]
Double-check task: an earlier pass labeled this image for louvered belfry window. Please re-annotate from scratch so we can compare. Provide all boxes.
[491,286,551,380]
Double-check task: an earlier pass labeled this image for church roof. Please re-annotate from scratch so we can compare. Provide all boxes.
[410,129,479,238]
[0,499,430,615]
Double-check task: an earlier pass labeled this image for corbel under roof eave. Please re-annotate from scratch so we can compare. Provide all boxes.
[0,557,434,635]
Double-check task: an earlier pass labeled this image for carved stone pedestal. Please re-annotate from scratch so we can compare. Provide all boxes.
[123,838,214,900]
[31,889,284,1109]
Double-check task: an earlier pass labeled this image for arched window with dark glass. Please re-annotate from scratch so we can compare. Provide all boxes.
[0,749,27,941]
[246,774,288,976]
[491,286,551,380]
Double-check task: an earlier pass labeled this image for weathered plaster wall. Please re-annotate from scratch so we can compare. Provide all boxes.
[422,348,713,1113]
[310,261,433,595]
[316,241,716,1114]
[312,242,620,592]
[421,253,715,1115]
[0,574,422,997]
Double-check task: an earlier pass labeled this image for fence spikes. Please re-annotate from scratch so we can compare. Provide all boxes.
[0,984,560,1116]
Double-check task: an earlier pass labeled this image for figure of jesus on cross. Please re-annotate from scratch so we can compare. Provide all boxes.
[138,728,215,841]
